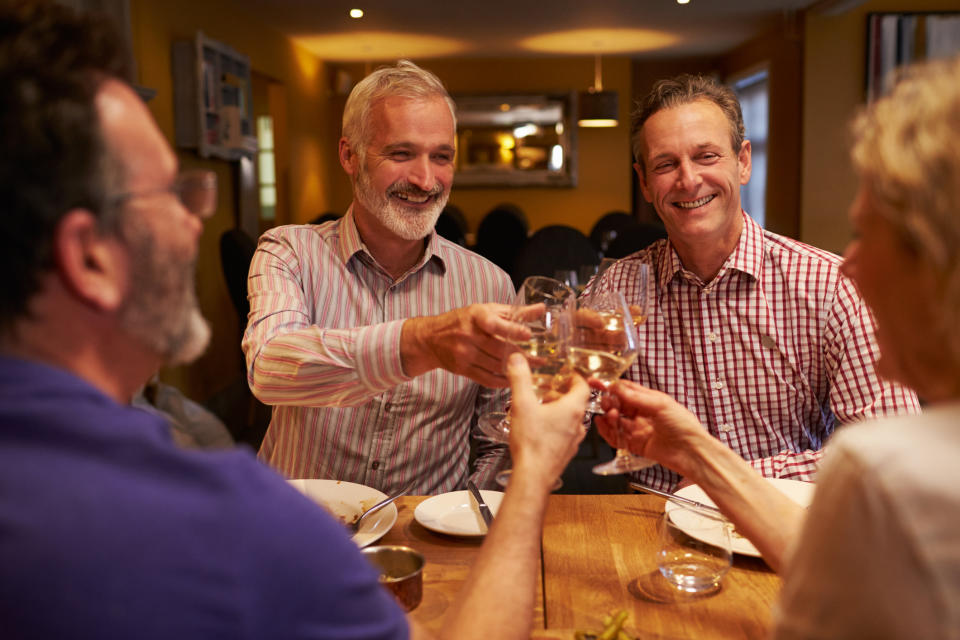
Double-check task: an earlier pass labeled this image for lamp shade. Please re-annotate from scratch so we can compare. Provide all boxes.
[578,89,619,127]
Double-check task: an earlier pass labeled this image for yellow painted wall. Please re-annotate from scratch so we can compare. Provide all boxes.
[128,0,333,400]
[326,57,635,237]
[802,0,959,254]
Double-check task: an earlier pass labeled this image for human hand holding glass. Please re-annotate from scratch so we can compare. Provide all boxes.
[476,276,575,486]
[567,290,654,475]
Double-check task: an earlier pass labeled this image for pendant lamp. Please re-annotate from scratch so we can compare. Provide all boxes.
[578,54,618,128]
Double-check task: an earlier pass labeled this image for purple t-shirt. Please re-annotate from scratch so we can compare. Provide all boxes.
[0,356,409,639]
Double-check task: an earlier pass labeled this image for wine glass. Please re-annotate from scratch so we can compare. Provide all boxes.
[553,269,579,295]
[578,256,621,411]
[512,276,575,400]
[491,276,575,487]
[570,290,637,416]
[567,290,654,475]
[577,264,598,295]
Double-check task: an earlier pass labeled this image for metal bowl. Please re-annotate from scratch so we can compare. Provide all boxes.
[361,545,425,611]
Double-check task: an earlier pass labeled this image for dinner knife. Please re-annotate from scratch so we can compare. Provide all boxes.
[466,480,493,532]
[628,481,725,517]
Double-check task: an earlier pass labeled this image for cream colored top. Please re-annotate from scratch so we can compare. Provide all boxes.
[774,402,960,640]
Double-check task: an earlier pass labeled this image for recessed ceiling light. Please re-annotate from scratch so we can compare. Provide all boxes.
[677,0,690,4]
[349,8,363,18]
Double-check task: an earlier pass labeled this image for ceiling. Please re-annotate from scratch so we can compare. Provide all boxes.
[235,0,858,62]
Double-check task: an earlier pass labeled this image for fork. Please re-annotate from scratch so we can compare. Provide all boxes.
[349,482,415,534]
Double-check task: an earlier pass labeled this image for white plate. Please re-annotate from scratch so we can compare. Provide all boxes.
[288,479,398,548]
[666,477,816,557]
[414,489,504,537]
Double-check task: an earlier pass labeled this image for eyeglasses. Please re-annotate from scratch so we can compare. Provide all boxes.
[109,169,218,219]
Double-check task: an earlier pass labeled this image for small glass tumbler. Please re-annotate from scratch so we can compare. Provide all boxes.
[657,507,732,594]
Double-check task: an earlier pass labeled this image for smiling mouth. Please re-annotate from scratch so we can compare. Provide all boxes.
[674,194,715,209]
[392,191,433,204]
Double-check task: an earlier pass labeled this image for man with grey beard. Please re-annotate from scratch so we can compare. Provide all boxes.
[243,60,519,494]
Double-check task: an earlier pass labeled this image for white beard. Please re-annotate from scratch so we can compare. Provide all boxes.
[355,166,448,241]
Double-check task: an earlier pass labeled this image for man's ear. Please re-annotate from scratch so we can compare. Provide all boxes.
[738,139,752,186]
[52,209,128,312]
[339,137,359,178]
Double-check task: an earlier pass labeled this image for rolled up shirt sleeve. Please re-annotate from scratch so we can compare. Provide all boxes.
[243,228,412,408]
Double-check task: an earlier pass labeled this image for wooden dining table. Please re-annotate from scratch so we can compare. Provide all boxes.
[378,493,782,639]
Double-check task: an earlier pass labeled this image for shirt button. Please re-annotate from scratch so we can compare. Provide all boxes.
[720,423,733,433]
[714,380,724,390]
[708,332,718,342]
[371,461,381,470]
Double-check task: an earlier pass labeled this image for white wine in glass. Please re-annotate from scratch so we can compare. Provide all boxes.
[495,276,575,488]
[569,289,655,476]
[512,329,569,402]
[566,346,636,389]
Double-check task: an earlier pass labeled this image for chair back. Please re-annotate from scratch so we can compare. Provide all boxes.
[512,225,598,288]
[435,210,467,246]
[474,205,529,276]
[604,223,668,258]
[589,211,640,255]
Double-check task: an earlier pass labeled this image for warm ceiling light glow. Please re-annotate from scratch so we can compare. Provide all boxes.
[292,31,467,61]
[521,28,680,54]
[349,8,363,18]
[677,0,690,4]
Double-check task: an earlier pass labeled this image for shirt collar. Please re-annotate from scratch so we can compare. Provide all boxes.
[336,205,447,277]
[727,210,764,281]
[335,205,366,264]
[658,210,763,290]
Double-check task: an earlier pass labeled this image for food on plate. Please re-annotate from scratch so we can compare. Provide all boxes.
[574,609,635,640]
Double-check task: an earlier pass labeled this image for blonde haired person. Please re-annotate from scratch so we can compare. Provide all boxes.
[597,55,960,639]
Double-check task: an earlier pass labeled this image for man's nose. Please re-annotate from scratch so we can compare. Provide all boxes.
[407,156,435,191]
[676,159,701,191]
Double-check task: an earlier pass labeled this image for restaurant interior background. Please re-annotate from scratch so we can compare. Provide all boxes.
[65,0,959,443]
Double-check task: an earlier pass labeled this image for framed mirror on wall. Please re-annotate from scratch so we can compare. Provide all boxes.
[453,93,577,188]
[867,12,960,102]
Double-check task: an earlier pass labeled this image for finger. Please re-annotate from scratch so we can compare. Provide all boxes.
[610,380,666,413]
[469,371,510,388]
[511,303,545,323]
[599,391,620,417]
[561,372,591,407]
[610,378,646,394]
[463,358,510,388]
[587,377,608,392]
[505,352,537,411]
[475,304,530,339]
[475,335,515,365]
[594,411,619,447]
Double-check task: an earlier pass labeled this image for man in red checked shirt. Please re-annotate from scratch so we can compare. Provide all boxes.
[589,74,919,492]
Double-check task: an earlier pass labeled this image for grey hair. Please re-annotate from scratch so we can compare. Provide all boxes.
[851,54,960,368]
[341,59,456,162]
[631,73,744,171]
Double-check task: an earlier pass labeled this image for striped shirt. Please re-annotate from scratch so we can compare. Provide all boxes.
[242,209,515,495]
[593,212,920,492]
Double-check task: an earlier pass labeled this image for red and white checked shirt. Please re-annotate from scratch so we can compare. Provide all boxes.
[593,212,920,492]
[242,209,515,495]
